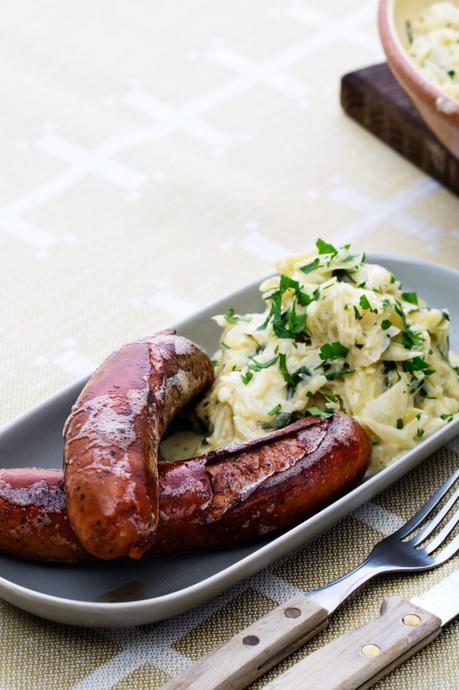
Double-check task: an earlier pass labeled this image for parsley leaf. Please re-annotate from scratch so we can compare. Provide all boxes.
[278,354,312,395]
[241,371,253,385]
[401,326,424,350]
[248,355,279,371]
[262,412,292,430]
[224,308,238,324]
[401,292,418,305]
[402,357,435,375]
[325,367,354,381]
[353,305,362,320]
[278,353,294,385]
[359,294,371,310]
[268,403,282,416]
[300,258,320,274]
[306,406,334,419]
[316,238,338,256]
[319,341,349,361]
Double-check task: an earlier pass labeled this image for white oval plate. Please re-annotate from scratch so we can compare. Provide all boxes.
[0,254,458,627]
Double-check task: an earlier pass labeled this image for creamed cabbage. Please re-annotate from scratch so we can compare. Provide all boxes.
[197,240,459,471]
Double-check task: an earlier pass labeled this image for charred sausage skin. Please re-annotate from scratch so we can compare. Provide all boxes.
[0,414,371,561]
[63,332,214,560]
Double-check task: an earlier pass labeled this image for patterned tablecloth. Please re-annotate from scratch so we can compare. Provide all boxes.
[1,0,458,688]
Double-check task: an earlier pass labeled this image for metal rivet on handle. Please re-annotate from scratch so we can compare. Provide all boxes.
[243,635,260,646]
[361,644,381,657]
[402,614,422,627]
[284,607,301,618]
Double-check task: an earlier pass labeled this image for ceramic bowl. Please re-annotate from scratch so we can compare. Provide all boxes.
[378,0,459,157]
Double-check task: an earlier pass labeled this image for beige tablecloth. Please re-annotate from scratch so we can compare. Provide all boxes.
[1,1,458,688]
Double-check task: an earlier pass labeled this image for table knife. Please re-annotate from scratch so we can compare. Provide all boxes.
[262,569,459,689]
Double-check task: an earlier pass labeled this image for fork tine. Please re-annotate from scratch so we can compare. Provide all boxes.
[410,487,459,546]
[394,467,459,539]
[430,531,459,565]
[424,506,459,554]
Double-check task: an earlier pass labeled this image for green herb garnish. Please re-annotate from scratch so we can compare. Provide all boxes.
[248,354,279,371]
[325,367,354,381]
[306,406,334,419]
[316,238,338,256]
[401,292,418,305]
[241,371,253,385]
[402,357,435,376]
[319,341,349,361]
[300,258,321,274]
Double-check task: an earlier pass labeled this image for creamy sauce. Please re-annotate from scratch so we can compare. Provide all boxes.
[159,430,204,461]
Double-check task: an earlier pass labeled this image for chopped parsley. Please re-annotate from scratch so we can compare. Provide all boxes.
[324,367,354,381]
[322,393,338,403]
[224,308,238,324]
[319,341,349,361]
[278,353,312,395]
[402,357,435,376]
[401,292,418,305]
[416,428,425,439]
[300,257,321,274]
[258,275,318,339]
[316,238,337,256]
[248,354,279,371]
[381,319,392,330]
[401,326,424,350]
[440,413,454,423]
[396,419,404,429]
[241,371,253,385]
[353,306,363,320]
[268,403,282,416]
[448,69,456,78]
[262,412,292,430]
[359,294,371,310]
[359,294,377,313]
[306,406,334,419]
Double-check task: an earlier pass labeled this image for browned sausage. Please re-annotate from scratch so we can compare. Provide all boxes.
[63,332,214,560]
[0,414,371,561]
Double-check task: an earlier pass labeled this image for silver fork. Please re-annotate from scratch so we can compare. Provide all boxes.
[163,468,459,690]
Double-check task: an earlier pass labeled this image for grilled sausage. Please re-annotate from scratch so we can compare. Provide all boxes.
[0,414,371,561]
[63,332,214,560]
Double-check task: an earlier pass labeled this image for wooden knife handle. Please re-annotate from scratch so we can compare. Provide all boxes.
[161,594,328,690]
[262,596,442,690]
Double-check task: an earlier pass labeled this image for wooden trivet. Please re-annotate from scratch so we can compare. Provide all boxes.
[341,62,459,196]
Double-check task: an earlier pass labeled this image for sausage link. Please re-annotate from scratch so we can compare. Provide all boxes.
[0,414,371,561]
[64,332,214,559]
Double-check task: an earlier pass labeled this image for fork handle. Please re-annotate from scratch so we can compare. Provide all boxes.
[262,596,442,690]
[161,594,328,690]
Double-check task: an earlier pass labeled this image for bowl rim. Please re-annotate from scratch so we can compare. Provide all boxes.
[378,0,459,121]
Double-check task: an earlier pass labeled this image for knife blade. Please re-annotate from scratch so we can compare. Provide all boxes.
[262,570,459,690]
[410,569,459,625]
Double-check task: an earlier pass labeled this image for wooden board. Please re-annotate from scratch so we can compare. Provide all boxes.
[340,62,459,196]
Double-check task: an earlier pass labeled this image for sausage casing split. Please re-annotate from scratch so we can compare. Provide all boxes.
[0,413,371,561]
[63,332,214,560]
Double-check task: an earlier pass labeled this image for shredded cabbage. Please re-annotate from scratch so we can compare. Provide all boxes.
[197,240,459,471]
[408,1,459,102]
